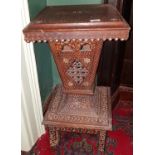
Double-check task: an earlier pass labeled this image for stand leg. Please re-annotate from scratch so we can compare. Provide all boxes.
[49,128,59,147]
[98,130,106,152]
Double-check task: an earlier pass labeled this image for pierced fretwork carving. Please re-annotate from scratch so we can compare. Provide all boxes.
[80,43,91,52]
[67,60,88,84]
[62,44,74,52]
[48,39,103,94]
[52,39,98,52]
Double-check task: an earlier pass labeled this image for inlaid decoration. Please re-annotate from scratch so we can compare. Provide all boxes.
[48,38,103,94]
[43,85,112,129]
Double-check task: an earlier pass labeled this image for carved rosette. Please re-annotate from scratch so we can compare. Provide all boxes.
[48,39,103,94]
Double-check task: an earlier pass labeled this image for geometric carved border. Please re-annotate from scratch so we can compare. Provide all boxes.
[43,85,112,130]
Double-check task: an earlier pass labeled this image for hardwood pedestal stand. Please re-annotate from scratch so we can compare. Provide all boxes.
[23,4,130,152]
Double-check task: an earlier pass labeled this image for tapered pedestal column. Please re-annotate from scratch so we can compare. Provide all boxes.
[48,39,103,95]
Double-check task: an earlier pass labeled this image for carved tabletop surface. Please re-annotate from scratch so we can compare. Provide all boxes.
[23,4,130,42]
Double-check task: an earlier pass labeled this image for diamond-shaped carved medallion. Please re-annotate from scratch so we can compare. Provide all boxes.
[67,60,88,84]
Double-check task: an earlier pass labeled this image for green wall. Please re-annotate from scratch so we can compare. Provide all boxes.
[27,0,60,102]
[28,0,46,19]
[47,0,103,6]
[27,0,104,103]
[33,44,60,102]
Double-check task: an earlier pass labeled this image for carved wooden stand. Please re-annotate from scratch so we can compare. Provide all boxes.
[23,4,130,152]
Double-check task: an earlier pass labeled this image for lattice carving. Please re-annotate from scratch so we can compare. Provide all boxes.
[67,60,88,84]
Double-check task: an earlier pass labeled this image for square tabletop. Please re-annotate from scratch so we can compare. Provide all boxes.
[23,4,130,42]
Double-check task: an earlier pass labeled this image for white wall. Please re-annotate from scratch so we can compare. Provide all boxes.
[21,0,45,151]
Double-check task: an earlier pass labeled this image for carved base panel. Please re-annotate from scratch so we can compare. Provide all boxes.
[43,84,112,130]
[48,126,106,152]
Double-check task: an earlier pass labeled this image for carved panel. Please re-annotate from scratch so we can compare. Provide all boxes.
[48,39,103,94]
[52,39,97,53]
[67,60,88,84]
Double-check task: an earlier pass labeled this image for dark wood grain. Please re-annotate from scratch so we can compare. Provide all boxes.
[25,4,128,28]
[23,4,130,43]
